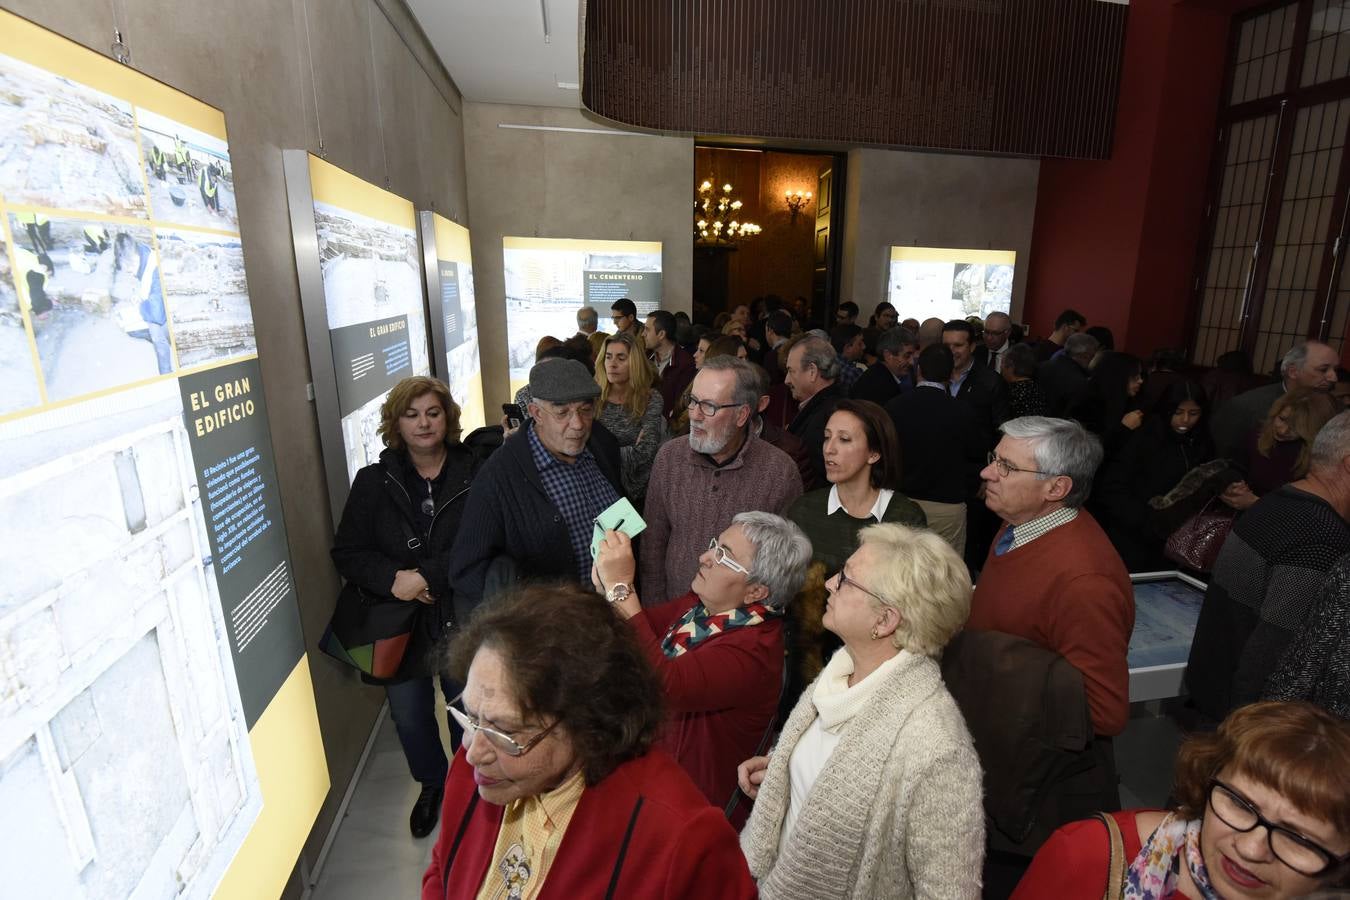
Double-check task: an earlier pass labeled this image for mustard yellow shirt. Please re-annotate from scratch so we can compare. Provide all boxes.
[474,770,586,900]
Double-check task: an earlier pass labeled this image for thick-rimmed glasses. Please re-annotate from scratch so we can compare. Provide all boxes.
[706,537,749,574]
[686,395,743,418]
[446,694,560,757]
[986,451,1055,478]
[829,568,886,606]
[1208,779,1349,876]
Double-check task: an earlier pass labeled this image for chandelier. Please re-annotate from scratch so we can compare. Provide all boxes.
[694,179,761,246]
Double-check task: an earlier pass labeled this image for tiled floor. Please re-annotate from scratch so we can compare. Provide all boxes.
[309,703,1182,897]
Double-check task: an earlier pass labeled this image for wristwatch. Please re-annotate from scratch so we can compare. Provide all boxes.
[605,582,631,604]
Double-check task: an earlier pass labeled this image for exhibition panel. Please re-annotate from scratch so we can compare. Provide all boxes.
[419,211,484,432]
[0,11,326,900]
[887,246,1016,322]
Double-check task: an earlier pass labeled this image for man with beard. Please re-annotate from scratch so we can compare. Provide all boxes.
[639,355,803,604]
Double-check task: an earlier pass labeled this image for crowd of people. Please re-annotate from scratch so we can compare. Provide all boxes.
[329,295,1350,899]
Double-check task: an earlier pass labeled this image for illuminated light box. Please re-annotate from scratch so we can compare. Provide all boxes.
[887,247,1016,322]
[502,237,662,393]
[420,212,484,432]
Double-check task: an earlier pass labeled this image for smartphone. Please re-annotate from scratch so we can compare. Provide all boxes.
[501,402,523,429]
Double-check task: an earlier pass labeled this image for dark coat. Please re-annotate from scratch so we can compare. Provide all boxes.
[849,361,905,407]
[1037,355,1090,418]
[331,443,481,681]
[953,362,1011,448]
[447,421,624,620]
[787,381,846,490]
[656,344,697,423]
[760,419,815,492]
[885,385,985,504]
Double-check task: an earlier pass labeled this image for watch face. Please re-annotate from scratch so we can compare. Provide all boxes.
[607,584,629,603]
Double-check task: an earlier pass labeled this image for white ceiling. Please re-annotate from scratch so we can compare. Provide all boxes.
[406,0,584,108]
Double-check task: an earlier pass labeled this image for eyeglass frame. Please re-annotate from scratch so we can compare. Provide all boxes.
[830,567,887,606]
[446,693,561,757]
[986,450,1058,479]
[686,394,745,418]
[706,537,750,575]
[536,400,596,423]
[1207,778,1350,877]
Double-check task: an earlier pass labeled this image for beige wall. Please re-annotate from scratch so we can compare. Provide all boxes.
[840,148,1040,324]
[2,1,467,894]
[462,102,694,407]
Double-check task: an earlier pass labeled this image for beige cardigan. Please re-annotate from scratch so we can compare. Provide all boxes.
[740,651,985,899]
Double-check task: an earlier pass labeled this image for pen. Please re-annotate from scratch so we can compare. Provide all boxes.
[613,518,625,532]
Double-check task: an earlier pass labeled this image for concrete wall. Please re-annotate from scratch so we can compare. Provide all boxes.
[462,102,694,407]
[839,148,1040,324]
[1,0,468,893]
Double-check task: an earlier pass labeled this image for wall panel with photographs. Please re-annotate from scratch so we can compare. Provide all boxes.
[0,11,326,900]
[502,236,663,394]
[420,211,484,432]
[887,246,1016,323]
[284,152,433,521]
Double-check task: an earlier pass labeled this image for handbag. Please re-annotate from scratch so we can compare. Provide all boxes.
[320,514,433,680]
[1096,812,1127,900]
[1163,497,1235,573]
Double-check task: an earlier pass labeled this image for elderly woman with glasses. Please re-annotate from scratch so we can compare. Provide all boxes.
[1013,701,1350,899]
[592,512,812,818]
[423,583,756,900]
[737,523,985,899]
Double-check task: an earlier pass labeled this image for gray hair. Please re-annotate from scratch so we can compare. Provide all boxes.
[999,416,1103,508]
[1064,332,1100,360]
[876,325,918,356]
[1310,410,1350,472]
[576,306,598,325]
[733,511,812,610]
[699,355,761,410]
[1003,342,1038,378]
[792,335,841,381]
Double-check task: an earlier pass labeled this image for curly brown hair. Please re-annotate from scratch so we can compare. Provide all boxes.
[1172,701,1350,836]
[447,583,665,785]
[377,376,461,450]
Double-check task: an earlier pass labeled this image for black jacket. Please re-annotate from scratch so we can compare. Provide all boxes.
[331,443,481,681]
[849,362,905,408]
[1037,355,1090,418]
[448,421,623,621]
[788,382,846,490]
[953,363,1010,448]
[885,385,985,504]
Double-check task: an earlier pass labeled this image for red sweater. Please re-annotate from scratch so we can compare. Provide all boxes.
[1012,810,1173,899]
[968,511,1135,735]
[628,592,782,811]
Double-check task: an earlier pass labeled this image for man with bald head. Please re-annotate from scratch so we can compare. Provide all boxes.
[1210,340,1341,459]
[974,312,1012,373]
[917,317,945,350]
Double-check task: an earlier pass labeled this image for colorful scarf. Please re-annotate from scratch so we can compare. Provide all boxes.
[660,600,778,658]
[1125,813,1221,900]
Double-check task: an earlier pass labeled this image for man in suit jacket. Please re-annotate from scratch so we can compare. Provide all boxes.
[644,309,696,423]
[785,334,846,490]
[943,319,1010,448]
[885,344,984,554]
[851,326,918,407]
[972,311,1013,374]
[1037,332,1099,417]
[1209,340,1340,459]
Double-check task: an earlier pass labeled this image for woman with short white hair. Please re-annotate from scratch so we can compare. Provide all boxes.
[737,523,984,899]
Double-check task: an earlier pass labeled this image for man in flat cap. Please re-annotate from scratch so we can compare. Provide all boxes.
[449,359,624,618]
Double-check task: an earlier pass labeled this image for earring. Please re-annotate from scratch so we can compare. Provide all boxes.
[870,628,881,640]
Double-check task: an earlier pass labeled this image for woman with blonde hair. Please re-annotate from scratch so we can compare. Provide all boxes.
[594,331,666,502]
[1224,387,1339,509]
[738,523,984,899]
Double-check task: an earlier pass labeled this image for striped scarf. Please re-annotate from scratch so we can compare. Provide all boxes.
[661,600,778,658]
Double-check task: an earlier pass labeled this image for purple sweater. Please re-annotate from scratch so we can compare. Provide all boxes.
[639,434,803,603]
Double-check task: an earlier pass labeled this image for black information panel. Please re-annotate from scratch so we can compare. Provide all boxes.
[329,313,413,416]
[441,261,464,351]
[180,358,305,727]
[583,270,663,311]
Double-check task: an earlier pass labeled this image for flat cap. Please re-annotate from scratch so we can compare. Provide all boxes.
[528,359,600,404]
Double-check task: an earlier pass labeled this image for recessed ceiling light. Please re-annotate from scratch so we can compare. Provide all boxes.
[557,81,579,90]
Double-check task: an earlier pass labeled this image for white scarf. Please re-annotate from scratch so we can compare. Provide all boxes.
[811,647,910,732]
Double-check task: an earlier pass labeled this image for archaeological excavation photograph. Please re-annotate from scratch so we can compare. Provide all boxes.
[0,232,43,416]
[0,52,147,218]
[156,228,255,368]
[137,108,239,232]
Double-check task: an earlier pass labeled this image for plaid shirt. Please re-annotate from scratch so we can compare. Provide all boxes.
[1008,506,1079,551]
[528,425,620,585]
[836,354,865,389]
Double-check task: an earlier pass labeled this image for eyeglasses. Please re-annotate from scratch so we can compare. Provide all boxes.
[1208,779,1349,876]
[446,694,560,757]
[707,537,749,574]
[830,568,887,606]
[686,395,743,418]
[986,451,1056,478]
[540,402,595,423]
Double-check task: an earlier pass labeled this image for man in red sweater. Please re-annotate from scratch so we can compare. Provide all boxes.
[968,416,1135,737]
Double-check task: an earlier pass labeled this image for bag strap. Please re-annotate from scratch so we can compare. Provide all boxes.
[1097,812,1127,900]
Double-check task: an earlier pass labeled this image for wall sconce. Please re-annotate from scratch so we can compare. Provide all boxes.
[785,188,813,221]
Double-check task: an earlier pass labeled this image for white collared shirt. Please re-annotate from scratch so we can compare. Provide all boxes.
[826,484,894,521]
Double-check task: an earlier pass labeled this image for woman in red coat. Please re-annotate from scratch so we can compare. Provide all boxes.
[422,582,755,900]
[1013,701,1350,899]
[593,511,813,817]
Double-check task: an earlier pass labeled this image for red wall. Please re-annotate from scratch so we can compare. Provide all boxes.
[1024,1,1232,355]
